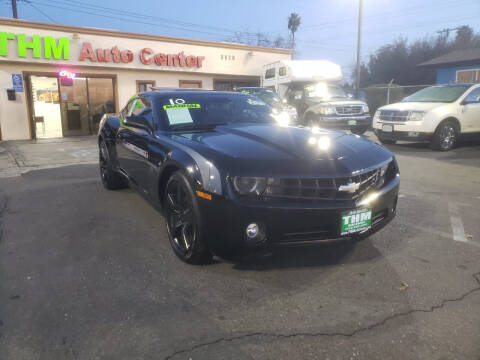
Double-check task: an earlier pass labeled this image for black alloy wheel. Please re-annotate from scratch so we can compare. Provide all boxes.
[164,172,211,264]
[99,140,127,190]
[431,121,458,151]
[377,137,397,145]
[304,112,320,127]
[350,125,369,135]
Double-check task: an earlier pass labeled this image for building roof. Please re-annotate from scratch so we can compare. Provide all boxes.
[419,48,480,67]
[0,18,292,55]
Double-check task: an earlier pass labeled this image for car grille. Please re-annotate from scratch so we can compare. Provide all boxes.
[379,110,409,122]
[262,162,393,201]
[335,105,363,115]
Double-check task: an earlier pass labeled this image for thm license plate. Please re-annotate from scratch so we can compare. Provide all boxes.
[341,209,372,235]
[348,120,357,126]
[382,124,393,132]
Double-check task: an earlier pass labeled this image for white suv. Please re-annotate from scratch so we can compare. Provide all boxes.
[373,83,480,151]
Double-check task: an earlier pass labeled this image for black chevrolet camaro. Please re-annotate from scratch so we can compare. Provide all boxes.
[98,90,400,264]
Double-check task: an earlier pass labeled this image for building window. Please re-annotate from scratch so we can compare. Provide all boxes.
[456,69,480,83]
[136,80,156,93]
[213,79,260,91]
[179,80,202,89]
[265,68,276,79]
[279,67,287,76]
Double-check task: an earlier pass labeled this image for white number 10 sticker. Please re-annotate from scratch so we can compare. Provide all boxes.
[169,98,186,105]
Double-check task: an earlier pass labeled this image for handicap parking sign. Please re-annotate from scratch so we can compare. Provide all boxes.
[11,74,24,92]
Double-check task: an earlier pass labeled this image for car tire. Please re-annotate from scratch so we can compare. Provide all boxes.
[99,139,127,190]
[304,112,320,127]
[430,120,458,151]
[377,137,397,145]
[164,171,212,265]
[351,126,369,135]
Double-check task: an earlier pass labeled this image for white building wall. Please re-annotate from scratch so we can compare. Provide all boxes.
[0,19,291,140]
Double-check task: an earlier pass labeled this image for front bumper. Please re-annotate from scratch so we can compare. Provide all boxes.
[198,175,399,254]
[319,115,371,129]
[374,129,433,141]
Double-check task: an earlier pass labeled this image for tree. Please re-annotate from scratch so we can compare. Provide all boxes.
[353,25,480,87]
[273,35,286,48]
[226,31,287,48]
[288,12,301,52]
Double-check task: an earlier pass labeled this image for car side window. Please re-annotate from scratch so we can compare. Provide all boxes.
[128,97,154,128]
[464,88,480,103]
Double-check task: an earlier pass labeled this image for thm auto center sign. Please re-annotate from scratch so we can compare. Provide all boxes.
[0,32,205,68]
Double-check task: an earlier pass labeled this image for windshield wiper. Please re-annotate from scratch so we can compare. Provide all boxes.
[170,123,228,131]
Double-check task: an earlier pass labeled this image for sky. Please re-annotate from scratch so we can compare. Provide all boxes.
[1,0,479,80]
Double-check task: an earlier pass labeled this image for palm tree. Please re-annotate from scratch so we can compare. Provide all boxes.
[288,12,301,52]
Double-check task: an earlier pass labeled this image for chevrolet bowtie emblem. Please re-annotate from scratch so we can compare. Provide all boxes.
[338,182,360,193]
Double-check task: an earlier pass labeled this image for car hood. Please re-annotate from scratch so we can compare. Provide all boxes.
[165,124,392,177]
[379,102,443,112]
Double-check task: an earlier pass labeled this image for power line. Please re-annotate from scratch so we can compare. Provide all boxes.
[25,0,57,23]
[40,0,273,40]
[286,0,477,33]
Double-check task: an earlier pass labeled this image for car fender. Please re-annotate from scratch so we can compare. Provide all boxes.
[98,113,121,165]
[153,135,223,209]
[428,106,462,133]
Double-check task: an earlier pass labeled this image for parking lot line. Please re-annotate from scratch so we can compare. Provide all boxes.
[448,202,467,243]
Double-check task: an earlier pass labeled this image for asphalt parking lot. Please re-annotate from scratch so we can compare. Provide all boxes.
[0,135,479,359]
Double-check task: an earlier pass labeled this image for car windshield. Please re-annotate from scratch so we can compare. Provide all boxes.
[237,89,282,108]
[158,94,276,130]
[305,82,349,101]
[403,85,470,103]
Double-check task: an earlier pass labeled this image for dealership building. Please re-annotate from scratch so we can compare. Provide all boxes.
[0,18,291,140]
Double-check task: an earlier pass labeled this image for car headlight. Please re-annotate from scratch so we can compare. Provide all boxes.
[272,111,290,126]
[377,162,390,188]
[363,104,370,113]
[316,105,335,115]
[408,111,424,122]
[232,177,267,195]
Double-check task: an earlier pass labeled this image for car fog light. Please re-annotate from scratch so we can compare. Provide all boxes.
[246,223,259,238]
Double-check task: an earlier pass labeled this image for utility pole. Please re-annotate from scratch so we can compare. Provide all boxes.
[11,0,18,19]
[355,0,363,98]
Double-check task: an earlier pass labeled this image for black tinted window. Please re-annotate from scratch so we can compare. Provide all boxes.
[265,68,276,79]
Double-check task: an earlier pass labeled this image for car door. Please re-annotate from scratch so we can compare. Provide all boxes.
[116,96,154,192]
[461,87,480,133]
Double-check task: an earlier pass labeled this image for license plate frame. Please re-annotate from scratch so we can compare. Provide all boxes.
[340,208,372,236]
[382,124,393,132]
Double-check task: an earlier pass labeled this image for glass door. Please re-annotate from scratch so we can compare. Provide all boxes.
[30,76,62,139]
[59,77,90,136]
[59,76,115,136]
[87,78,115,134]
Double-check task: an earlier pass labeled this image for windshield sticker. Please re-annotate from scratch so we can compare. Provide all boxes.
[165,107,194,125]
[246,98,266,106]
[163,103,201,110]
